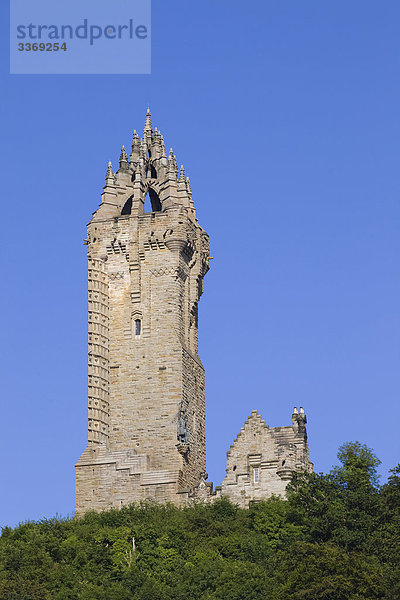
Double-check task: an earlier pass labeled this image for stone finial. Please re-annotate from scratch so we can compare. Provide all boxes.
[186,176,194,211]
[177,164,190,208]
[293,407,298,414]
[168,149,177,178]
[292,406,307,432]
[160,135,167,160]
[172,154,179,177]
[131,130,140,148]
[119,145,129,171]
[130,131,140,164]
[144,108,152,134]
[105,161,114,186]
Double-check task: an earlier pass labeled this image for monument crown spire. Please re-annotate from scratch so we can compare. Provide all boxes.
[144,107,152,135]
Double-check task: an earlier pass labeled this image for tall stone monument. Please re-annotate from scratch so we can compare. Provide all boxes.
[75,110,210,513]
[75,110,313,514]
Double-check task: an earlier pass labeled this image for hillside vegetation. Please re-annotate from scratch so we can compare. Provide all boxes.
[1,442,400,600]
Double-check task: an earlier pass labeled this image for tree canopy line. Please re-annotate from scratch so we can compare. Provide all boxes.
[1,442,400,600]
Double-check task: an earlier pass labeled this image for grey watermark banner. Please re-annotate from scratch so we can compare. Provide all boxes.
[10,0,151,74]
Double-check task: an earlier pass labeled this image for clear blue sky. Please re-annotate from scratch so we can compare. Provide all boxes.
[1,0,399,527]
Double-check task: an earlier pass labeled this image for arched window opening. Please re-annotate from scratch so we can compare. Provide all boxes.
[121,196,133,215]
[144,192,152,213]
[135,319,141,337]
[149,187,162,211]
[145,165,157,179]
[144,188,162,213]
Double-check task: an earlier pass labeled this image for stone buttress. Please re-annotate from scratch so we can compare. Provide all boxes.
[75,110,210,514]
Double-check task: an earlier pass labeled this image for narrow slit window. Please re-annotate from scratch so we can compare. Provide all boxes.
[135,319,141,336]
[253,467,259,484]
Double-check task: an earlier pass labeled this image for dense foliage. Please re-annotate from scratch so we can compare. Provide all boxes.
[1,442,400,599]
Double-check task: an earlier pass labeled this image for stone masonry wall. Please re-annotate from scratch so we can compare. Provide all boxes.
[87,259,110,444]
[221,409,313,508]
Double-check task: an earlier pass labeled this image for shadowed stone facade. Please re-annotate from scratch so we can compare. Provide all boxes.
[75,110,312,514]
[75,111,210,513]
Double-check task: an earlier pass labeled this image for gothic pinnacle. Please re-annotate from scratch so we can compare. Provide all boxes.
[179,165,185,181]
[105,161,114,186]
[119,145,129,171]
[160,135,167,160]
[168,149,178,180]
[130,130,140,165]
[131,130,140,148]
[144,108,152,134]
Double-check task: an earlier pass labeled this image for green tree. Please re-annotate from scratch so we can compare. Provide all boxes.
[1,445,397,600]
[288,442,381,550]
[274,541,385,600]
[372,464,400,599]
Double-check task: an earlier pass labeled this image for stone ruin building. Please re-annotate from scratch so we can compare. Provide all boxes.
[220,407,312,507]
[75,110,313,514]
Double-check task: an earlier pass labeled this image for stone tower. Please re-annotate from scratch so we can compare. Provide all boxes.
[75,110,210,514]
